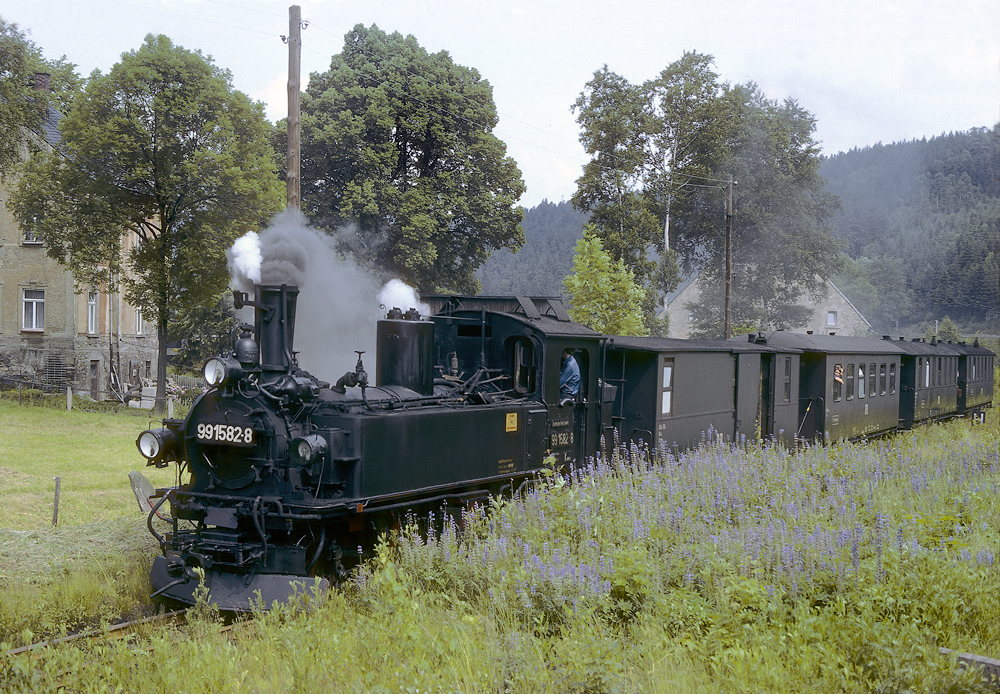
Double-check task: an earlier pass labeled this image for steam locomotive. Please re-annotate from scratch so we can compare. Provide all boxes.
[136,283,994,611]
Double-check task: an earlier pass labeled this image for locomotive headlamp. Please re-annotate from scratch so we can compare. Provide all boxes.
[290,434,328,466]
[137,427,176,465]
[203,356,243,387]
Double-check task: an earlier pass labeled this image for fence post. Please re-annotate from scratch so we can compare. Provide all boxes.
[52,476,61,526]
[66,385,72,411]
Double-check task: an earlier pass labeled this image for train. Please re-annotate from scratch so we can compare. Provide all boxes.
[135,284,994,611]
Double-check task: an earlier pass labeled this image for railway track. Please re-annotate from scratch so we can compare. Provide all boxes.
[3,609,188,658]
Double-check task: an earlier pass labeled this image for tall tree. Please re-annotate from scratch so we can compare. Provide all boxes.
[0,18,80,177]
[290,24,525,294]
[563,228,648,336]
[9,34,283,411]
[687,87,843,337]
[572,53,733,297]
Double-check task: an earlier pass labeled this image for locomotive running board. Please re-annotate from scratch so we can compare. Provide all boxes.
[149,555,328,612]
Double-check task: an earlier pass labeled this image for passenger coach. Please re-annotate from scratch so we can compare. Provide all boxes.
[954,339,995,420]
[750,332,904,442]
[885,337,960,428]
[604,336,800,451]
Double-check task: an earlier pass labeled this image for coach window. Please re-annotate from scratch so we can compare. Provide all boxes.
[661,358,674,416]
[783,357,792,402]
[22,289,44,331]
[936,358,942,387]
[846,364,855,400]
[924,358,931,389]
[879,363,887,395]
[889,363,896,394]
[833,363,843,402]
[858,363,866,398]
[869,363,877,397]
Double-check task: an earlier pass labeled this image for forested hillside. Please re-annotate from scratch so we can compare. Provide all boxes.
[822,126,1000,333]
[476,200,585,296]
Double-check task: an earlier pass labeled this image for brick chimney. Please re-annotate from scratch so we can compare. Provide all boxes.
[33,73,51,92]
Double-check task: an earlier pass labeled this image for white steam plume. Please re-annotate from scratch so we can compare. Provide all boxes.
[226,209,432,382]
[377,278,431,317]
[226,230,261,293]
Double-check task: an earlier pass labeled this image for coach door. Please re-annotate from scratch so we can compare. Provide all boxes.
[758,353,774,439]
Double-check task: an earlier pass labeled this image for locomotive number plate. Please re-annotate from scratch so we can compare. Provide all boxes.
[196,422,255,447]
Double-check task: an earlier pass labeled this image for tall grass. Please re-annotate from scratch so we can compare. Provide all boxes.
[0,401,175,647]
[3,391,998,692]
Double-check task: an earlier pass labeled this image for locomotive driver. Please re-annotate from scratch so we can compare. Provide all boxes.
[560,348,580,404]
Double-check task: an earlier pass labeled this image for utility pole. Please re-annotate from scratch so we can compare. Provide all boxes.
[724,174,734,339]
[286,5,302,211]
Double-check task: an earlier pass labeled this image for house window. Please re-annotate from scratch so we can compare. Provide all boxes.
[22,289,44,331]
[22,214,43,244]
[87,291,99,334]
[826,310,838,327]
[660,358,674,416]
[136,307,145,335]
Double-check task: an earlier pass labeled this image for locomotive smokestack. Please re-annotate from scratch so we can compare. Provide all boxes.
[256,284,299,375]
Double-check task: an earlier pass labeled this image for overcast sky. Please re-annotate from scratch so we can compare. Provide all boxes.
[6,0,999,208]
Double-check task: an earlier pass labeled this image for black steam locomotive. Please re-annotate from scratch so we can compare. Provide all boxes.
[136,285,608,610]
[136,283,994,611]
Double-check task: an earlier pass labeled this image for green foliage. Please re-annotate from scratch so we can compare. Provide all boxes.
[291,24,526,294]
[477,200,586,296]
[563,229,649,336]
[167,291,239,371]
[0,17,81,178]
[9,34,282,411]
[0,518,164,646]
[824,127,1000,330]
[573,53,842,335]
[924,316,963,343]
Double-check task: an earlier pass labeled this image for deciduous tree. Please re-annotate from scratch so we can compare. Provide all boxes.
[0,18,80,177]
[9,34,282,410]
[290,24,525,294]
[573,54,842,338]
[563,229,648,336]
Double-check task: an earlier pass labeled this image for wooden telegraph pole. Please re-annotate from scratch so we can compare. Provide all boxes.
[286,5,302,210]
[724,174,734,339]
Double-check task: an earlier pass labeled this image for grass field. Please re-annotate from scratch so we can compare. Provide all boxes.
[0,400,175,529]
[2,386,999,692]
